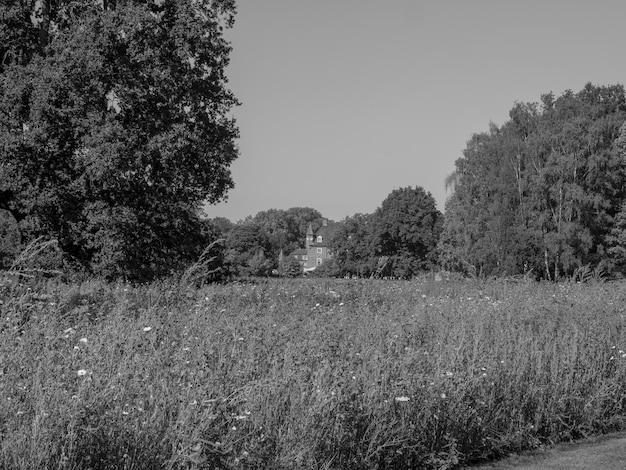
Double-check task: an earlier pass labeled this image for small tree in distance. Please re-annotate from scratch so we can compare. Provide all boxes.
[372,187,443,278]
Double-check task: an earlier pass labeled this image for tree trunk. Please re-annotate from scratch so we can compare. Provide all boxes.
[36,0,50,53]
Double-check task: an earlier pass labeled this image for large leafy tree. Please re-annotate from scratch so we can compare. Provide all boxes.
[0,0,239,280]
[440,83,626,279]
[372,186,442,278]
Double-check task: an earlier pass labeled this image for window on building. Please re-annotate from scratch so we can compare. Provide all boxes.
[316,257,322,265]
[302,255,308,260]
[317,236,322,243]
[317,248,322,254]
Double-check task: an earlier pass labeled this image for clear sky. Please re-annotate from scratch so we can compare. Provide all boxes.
[204,0,626,223]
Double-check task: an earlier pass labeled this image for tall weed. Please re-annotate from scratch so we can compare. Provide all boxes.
[1,278,625,469]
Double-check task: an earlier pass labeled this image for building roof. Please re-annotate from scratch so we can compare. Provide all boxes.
[289,248,308,256]
[310,221,340,247]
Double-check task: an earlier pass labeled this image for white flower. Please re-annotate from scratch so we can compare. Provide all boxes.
[143,327,152,332]
[440,393,447,399]
[77,369,88,377]
[394,396,410,402]
[79,337,88,344]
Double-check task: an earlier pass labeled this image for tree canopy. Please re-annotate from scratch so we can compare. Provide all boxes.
[372,187,442,277]
[440,83,626,279]
[0,0,239,280]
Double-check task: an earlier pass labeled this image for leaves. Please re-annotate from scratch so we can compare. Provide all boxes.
[441,83,626,279]
[0,0,239,280]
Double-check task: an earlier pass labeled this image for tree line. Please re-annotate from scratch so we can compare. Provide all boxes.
[2,2,625,282]
[204,187,442,279]
[440,83,626,280]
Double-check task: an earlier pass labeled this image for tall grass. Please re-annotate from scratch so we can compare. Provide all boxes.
[1,277,625,469]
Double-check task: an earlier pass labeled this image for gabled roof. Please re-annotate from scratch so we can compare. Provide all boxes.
[310,222,340,247]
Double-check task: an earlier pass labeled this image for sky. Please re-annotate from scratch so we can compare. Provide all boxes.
[204,0,626,223]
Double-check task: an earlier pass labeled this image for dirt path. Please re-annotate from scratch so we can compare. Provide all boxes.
[462,432,626,470]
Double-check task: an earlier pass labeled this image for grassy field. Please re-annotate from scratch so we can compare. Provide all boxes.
[1,277,626,469]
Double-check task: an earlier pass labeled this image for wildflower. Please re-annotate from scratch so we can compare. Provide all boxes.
[79,337,88,344]
[394,396,410,402]
[77,369,88,377]
[143,326,152,332]
[440,393,447,399]
[339,302,344,306]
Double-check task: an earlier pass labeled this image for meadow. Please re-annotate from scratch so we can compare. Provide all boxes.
[1,276,626,469]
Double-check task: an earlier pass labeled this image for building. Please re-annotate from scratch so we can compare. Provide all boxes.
[289,219,339,272]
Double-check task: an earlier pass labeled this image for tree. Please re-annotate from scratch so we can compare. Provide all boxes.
[251,207,323,259]
[224,223,271,277]
[606,123,626,273]
[331,213,377,277]
[372,187,442,278]
[440,83,626,279]
[0,0,239,280]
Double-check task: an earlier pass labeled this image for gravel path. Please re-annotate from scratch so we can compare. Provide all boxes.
[462,432,626,470]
